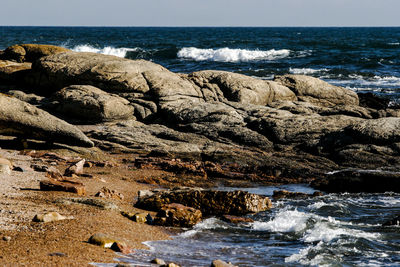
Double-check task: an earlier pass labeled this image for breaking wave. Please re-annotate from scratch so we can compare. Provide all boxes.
[71,44,139,58]
[177,47,292,62]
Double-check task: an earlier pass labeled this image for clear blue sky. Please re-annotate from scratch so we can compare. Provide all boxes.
[1,0,399,27]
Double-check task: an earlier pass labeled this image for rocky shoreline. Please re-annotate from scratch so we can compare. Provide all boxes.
[1,44,400,265]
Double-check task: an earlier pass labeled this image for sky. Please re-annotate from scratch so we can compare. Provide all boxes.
[0,0,399,27]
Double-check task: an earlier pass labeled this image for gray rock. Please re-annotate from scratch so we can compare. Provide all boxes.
[0,94,94,147]
[274,74,359,107]
[187,70,296,105]
[52,85,134,122]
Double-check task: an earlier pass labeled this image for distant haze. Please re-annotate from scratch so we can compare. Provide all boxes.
[0,0,399,27]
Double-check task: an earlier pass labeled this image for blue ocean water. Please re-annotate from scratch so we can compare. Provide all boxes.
[2,27,400,266]
[1,27,400,101]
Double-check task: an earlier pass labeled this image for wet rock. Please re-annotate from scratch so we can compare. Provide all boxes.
[274,74,359,107]
[88,233,119,248]
[95,187,124,200]
[154,203,202,227]
[221,215,254,224]
[121,211,150,223]
[33,212,73,223]
[211,259,238,267]
[382,215,400,226]
[0,94,94,147]
[110,242,134,254]
[311,169,400,193]
[1,44,70,62]
[51,85,134,122]
[136,189,272,216]
[64,159,85,176]
[272,190,323,200]
[151,258,166,265]
[40,179,86,195]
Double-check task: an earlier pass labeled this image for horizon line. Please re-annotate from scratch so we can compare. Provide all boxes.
[1,25,400,28]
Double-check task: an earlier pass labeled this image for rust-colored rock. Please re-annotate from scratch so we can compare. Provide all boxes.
[110,242,134,254]
[2,44,70,62]
[39,179,86,195]
[154,203,202,227]
[136,189,272,216]
[221,215,254,224]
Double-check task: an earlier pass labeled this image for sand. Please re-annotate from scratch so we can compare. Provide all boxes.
[0,148,171,266]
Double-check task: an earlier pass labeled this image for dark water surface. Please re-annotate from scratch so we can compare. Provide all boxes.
[2,27,400,266]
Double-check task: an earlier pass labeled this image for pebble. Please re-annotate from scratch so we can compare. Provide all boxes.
[2,236,11,242]
[151,258,166,265]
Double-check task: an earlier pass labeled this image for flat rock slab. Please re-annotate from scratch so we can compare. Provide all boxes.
[40,179,86,195]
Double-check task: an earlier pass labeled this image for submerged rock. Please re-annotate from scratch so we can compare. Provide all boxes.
[136,189,272,216]
[382,215,400,226]
[272,190,323,200]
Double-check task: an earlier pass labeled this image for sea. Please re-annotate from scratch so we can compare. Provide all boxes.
[1,27,400,266]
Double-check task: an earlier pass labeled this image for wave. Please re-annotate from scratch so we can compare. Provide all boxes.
[177,47,291,62]
[71,44,139,58]
[252,209,309,232]
[289,67,329,75]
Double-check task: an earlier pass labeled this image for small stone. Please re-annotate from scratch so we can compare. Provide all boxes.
[45,168,64,180]
[64,159,85,176]
[151,258,166,265]
[95,187,124,200]
[121,211,150,223]
[31,164,49,172]
[2,236,11,242]
[12,166,24,172]
[33,212,73,223]
[40,179,86,195]
[88,233,119,248]
[110,242,134,254]
[161,263,180,267]
[211,259,238,267]
[48,252,67,257]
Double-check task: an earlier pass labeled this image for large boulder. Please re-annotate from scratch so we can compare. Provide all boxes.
[51,85,134,122]
[1,44,70,62]
[0,94,94,147]
[274,75,359,107]
[187,70,296,105]
[135,189,272,216]
[31,52,202,99]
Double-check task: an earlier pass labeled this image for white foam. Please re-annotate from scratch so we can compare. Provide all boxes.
[177,47,291,62]
[71,44,138,58]
[303,220,380,243]
[289,67,329,75]
[252,210,309,232]
[388,42,400,46]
